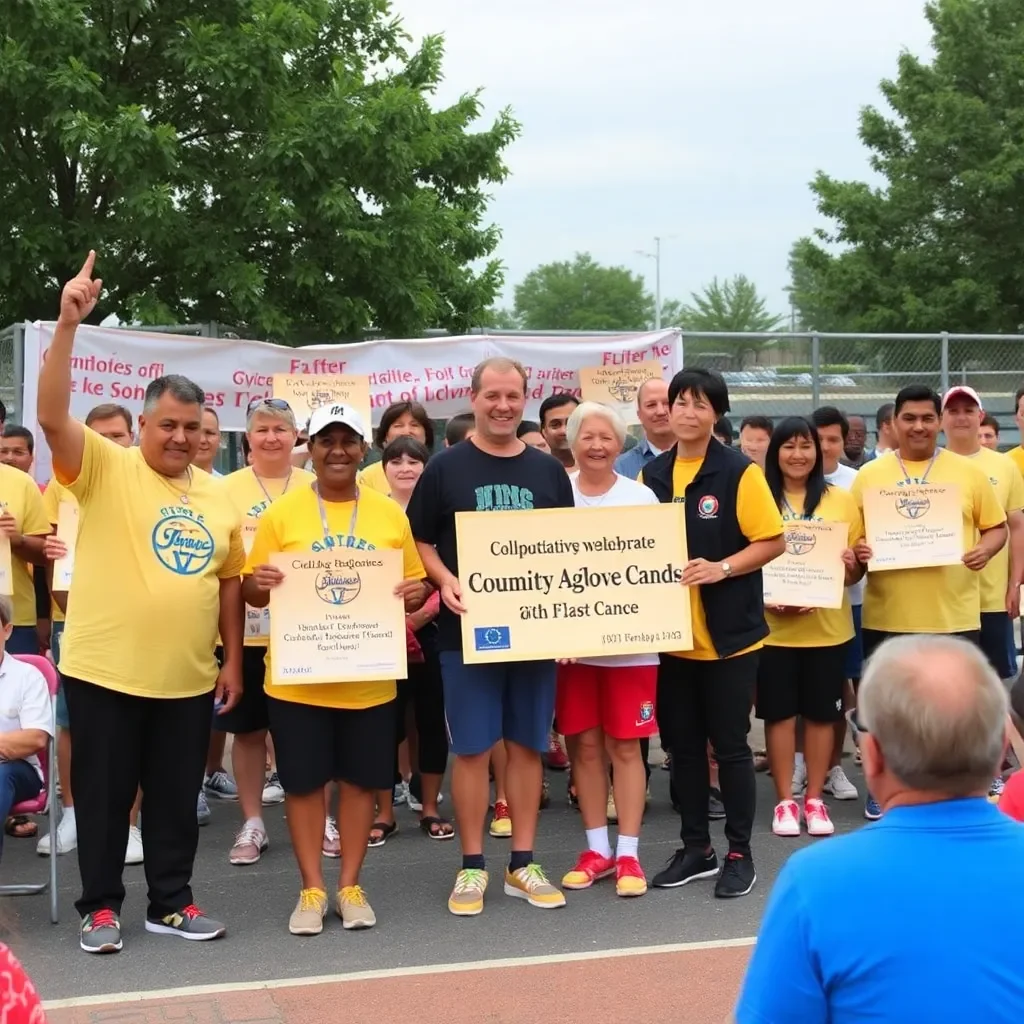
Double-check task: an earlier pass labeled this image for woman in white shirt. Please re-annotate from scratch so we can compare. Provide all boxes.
[557,402,660,899]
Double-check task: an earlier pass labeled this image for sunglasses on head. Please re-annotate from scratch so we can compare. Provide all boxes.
[247,397,293,414]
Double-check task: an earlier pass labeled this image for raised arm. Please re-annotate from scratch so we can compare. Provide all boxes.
[37,252,102,481]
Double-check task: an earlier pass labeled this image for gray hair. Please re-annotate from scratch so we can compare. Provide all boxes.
[246,403,297,433]
[0,595,12,629]
[566,401,627,448]
[143,375,205,415]
[859,634,1008,795]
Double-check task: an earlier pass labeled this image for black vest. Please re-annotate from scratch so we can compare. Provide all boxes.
[642,439,769,658]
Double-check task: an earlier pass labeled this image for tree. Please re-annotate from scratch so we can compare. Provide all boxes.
[0,0,519,341]
[791,0,1024,355]
[786,240,857,333]
[512,253,654,331]
[480,307,521,330]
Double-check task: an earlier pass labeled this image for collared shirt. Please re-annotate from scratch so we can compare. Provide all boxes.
[0,652,52,775]
[737,798,1024,1023]
[614,435,666,480]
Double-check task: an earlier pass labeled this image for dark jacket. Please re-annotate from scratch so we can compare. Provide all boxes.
[642,439,771,658]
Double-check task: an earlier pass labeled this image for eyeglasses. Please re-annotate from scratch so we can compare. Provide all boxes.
[247,397,293,414]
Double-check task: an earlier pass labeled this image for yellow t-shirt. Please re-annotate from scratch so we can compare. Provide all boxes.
[0,464,51,627]
[964,447,1024,613]
[221,466,315,646]
[851,449,1006,634]
[1006,446,1024,481]
[669,459,784,661]
[245,484,425,709]
[41,478,76,623]
[765,487,863,648]
[56,428,246,698]
[357,460,389,494]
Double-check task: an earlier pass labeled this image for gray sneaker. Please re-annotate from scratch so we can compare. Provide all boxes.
[197,790,212,826]
[204,770,238,800]
[145,905,226,941]
[80,910,122,954]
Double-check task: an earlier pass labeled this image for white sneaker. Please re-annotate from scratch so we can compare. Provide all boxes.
[125,825,144,865]
[804,798,835,837]
[37,810,77,856]
[772,799,801,837]
[791,761,807,796]
[262,771,285,806]
[824,765,859,800]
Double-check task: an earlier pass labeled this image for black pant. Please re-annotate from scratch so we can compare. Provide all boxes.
[396,652,449,778]
[657,653,758,856]
[64,676,212,919]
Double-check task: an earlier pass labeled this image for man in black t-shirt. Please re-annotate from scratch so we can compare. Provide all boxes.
[407,357,574,917]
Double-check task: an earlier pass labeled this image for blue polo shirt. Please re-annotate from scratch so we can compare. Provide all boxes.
[737,798,1024,1023]
[613,436,664,480]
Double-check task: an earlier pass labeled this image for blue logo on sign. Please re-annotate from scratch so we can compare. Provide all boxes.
[152,515,215,576]
[315,570,361,606]
[474,626,511,652]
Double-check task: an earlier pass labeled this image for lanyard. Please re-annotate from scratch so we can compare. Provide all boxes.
[254,469,292,507]
[781,495,807,520]
[314,482,359,542]
[895,448,939,485]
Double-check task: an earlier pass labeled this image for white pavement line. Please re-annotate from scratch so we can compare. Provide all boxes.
[43,936,758,1009]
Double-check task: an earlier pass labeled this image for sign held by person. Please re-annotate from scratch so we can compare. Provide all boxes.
[579,361,664,424]
[762,520,848,609]
[862,483,963,571]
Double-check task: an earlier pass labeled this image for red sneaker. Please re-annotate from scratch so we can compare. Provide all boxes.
[615,856,648,897]
[561,850,615,890]
[546,733,570,771]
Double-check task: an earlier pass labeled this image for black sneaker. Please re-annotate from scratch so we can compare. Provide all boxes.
[708,787,726,820]
[652,847,719,889]
[715,852,756,898]
[145,904,226,941]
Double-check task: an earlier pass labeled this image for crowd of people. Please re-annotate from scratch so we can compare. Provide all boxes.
[1,254,1023,1009]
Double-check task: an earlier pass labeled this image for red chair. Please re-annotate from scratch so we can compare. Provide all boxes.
[0,654,59,923]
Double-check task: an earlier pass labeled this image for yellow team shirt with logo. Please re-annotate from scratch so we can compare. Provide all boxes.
[966,446,1024,613]
[851,450,1006,634]
[221,466,315,646]
[668,458,784,661]
[0,463,51,627]
[245,485,425,709]
[56,428,246,698]
[357,460,389,494]
[765,486,863,648]
[41,478,76,624]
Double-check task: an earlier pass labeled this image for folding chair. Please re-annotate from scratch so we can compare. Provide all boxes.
[0,654,60,923]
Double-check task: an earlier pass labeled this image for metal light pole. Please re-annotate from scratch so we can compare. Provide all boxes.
[635,236,664,329]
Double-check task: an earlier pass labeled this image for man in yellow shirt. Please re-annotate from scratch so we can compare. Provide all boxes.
[640,369,785,899]
[243,402,427,935]
[36,253,245,954]
[852,385,1007,665]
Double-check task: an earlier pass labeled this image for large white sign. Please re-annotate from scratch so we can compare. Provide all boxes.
[22,323,681,480]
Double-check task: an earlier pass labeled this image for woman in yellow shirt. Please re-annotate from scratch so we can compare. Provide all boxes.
[759,417,865,840]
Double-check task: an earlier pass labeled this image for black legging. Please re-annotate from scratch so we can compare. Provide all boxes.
[395,649,448,777]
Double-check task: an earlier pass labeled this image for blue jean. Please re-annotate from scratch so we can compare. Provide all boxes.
[50,622,68,729]
[0,758,43,861]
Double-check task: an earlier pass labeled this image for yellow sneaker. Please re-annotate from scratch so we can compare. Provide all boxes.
[335,885,376,930]
[504,863,566,909]
[615,856,648,897]
[489,800,512,838]
[289,887,328,935]
[448,868,489,916]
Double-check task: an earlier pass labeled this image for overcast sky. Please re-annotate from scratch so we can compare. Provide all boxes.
[396,0,934,320]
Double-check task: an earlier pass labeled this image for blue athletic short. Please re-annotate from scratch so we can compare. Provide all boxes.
[438,651,556,756]
[50,622,68,729]
[980,611,1016,680]
[843,604,864,682]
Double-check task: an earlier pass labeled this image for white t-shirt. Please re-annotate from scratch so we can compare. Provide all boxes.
[569,472,662,668]
[0,654,52,777]
[825,463,863,607]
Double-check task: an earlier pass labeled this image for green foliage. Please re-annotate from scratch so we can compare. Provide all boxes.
[0,0,519,340]
[480,307,521,330]
[790,0,1024,357]
[512,253,654,331]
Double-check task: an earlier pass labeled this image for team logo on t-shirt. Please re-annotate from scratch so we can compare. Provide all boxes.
[315,569,361,606]
[474,484,535,511]
[152,513,215,576]
[697,495,719,519]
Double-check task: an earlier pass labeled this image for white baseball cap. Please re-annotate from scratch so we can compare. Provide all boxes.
[940,385,983,412]
[306,403,368,440]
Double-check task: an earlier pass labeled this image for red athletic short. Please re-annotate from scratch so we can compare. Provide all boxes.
[555,662,658,740]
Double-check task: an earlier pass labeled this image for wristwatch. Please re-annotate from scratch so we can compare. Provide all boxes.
[720,561,733,578]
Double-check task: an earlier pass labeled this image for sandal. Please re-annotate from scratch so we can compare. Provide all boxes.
[418,816,455,841]
[367,820,398,848]
[4,816,37,839]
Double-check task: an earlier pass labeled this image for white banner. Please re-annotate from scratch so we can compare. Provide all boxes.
[22,323,681,480]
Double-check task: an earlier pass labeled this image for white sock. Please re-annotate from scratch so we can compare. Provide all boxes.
[61,806,76,826]
[616,834,639,861]
[794,752,805,767]
[585,826,612,859]
[244,816,265,833]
